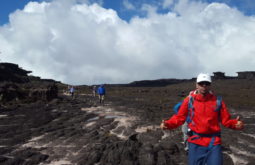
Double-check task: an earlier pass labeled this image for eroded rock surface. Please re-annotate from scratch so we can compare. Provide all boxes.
[0,62,255,165]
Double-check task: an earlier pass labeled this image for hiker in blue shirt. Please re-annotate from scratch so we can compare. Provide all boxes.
[97,84,105,104]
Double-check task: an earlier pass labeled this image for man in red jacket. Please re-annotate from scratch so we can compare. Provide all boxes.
[160,73,244,165]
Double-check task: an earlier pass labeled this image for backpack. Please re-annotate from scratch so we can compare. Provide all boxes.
[173,96,222,123]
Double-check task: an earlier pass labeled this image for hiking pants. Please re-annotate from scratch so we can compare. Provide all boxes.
[98,94,105,103]
[188,143,222,165]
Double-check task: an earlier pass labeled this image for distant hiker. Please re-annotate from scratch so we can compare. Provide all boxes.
[92,85,97,97]
[160,73,244,165]
[69,86,75,99]
[97,84,105,104]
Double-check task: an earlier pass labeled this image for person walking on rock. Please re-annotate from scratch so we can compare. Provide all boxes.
[69,86,75,99]
[160,73,244,165]
[92,85,97,97]
[97,84,106,104]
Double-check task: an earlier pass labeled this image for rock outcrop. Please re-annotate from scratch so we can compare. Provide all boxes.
[0,62,58,104]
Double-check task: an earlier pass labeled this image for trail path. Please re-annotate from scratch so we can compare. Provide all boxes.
[0,94,254,164]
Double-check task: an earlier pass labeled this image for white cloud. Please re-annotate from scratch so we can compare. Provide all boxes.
[1,0,255,85]
[123,0,135,10]
[141,4,158,17]
[173,0,207,16]
[162,0,175,9]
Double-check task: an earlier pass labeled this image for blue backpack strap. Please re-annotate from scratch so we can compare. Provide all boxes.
[214,96,222,122]
[208,96,222,149]
[208,137,216,150]
[186,96,194,124]
[190,131,221,150]
[214,96,222,112]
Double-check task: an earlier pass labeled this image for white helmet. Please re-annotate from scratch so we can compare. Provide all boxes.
[196,73,211,83]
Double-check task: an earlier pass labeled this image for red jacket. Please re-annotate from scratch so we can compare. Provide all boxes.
[164,91,241,147]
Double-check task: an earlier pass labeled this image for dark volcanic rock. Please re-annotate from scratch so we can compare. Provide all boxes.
[0,83,58,104]
[0,62,31,83]
[0,83,24,102]
[0,63,59,104]
[1,62,255,165]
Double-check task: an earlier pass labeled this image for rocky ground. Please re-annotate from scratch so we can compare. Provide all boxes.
[0,63,255,165]
[0,94,185,165]
[1,79,255,165]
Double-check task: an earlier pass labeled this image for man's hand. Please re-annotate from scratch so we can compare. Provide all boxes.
[235,116,244,129]
[160,120,167,130]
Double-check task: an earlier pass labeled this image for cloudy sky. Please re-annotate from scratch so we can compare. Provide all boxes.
[0,0,255,85]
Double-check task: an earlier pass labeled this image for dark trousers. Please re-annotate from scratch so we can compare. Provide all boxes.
[98,94,104,103]
[188,143,223,165]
